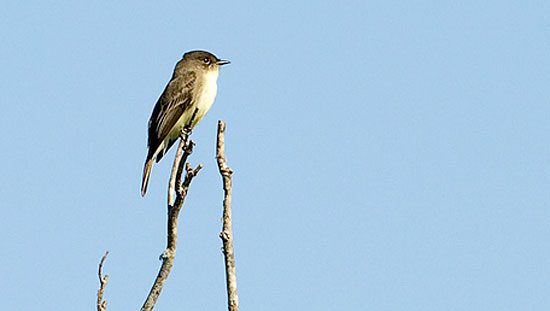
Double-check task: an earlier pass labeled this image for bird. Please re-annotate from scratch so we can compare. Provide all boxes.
[141,50,230,196]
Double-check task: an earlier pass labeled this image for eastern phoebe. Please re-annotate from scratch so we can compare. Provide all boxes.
[141,50,230,196]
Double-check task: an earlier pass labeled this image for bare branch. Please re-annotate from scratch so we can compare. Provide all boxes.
[141,109,202,311]
[167,108,199,207]
[97,251,109,311]
[216,120,239,311]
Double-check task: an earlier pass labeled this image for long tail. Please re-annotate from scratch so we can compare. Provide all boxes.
[141,157,154,197]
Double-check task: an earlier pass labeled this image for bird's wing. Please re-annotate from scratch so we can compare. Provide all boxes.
[147,71,196,157]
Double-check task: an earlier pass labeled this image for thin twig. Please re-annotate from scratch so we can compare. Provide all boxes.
[97,251,109,311]
[141,110,202,311]
[216,120,239,311]
[167,108,199,206]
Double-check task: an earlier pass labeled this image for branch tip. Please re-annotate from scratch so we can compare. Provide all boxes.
[97,251,109,311]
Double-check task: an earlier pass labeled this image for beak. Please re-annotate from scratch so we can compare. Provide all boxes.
[216,59,231,66]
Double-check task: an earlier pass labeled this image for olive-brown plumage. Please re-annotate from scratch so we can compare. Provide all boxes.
[141,51,230,196]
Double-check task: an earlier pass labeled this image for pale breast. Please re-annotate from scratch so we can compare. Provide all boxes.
[155,68,220,159]
[196,69,219,114]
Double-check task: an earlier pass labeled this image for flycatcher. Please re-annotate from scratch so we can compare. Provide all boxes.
[141,50,230,196]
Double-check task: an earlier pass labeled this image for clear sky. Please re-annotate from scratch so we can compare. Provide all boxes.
[1,1,549,310]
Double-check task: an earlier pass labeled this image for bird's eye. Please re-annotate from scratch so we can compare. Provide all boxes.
[203,57,210,64]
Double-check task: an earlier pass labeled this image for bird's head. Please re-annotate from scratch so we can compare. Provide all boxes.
[182,50,230,71]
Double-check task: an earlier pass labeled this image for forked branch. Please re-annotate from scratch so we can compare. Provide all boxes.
[141,110,202,311]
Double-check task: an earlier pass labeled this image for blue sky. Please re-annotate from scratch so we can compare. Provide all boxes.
[1,1,549,310]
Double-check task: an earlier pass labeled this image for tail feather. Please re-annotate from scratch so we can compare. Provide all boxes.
[141,157,154,197]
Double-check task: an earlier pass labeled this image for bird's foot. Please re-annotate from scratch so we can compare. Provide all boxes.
[181,126,192,138]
